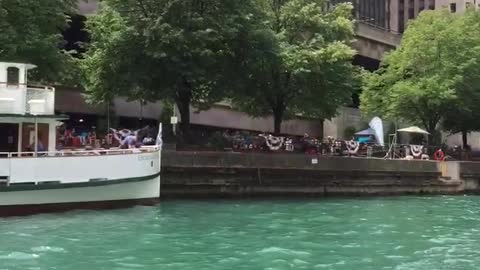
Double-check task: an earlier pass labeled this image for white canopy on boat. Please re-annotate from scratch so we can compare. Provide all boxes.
[397,126,430,135]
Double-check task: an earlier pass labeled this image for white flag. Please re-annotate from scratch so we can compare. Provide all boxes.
[156,123,163,149]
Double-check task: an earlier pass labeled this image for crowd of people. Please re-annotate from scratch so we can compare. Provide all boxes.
[56,125,157,150]
[57,125,98,149]
[219,130,354,155]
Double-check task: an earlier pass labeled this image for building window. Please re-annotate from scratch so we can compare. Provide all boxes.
[6,67,20,86]
[450,3,457,12]
[408,7,415,18]
[408,0,415,18]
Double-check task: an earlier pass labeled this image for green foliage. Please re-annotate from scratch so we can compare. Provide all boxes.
[343,126,356,139]
[94,102,117,136]
[159,102,174,140]
[232,0,358,133]
[81,0,259,140]
[159,103,173,127]
[206,132,228,150]
[0,0,78,83]
[361,9,480,140]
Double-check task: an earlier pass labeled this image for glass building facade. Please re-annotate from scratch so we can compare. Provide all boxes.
[356,0,390,29]
[329,0,391,30]
[329,0,437,33]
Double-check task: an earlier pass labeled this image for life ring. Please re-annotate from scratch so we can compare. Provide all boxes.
[434,149,445,161]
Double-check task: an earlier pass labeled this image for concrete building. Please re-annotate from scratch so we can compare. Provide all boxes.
[54,88,324,137]
[76,0,97,15]
[436,0,479,13]
[349,0,477,61]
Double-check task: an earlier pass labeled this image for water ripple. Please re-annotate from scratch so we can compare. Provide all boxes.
[0,197,480,269]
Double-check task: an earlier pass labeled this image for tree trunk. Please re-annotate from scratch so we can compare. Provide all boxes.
[462,130,468,149]
[175,90,192,144]
[273,106,284,135]
[426,120,439,146]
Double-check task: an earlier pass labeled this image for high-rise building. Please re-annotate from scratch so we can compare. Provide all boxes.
[331,0,476,34]
[392,0,437,33]
[329,0,393,30]
[435,0,478,13]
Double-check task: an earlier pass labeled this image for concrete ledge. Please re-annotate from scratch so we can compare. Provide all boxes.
[160,151,465,198]
[353,23,402,60]
[355,23,402,47]
[162,151,439,173]
[459,162,480,178]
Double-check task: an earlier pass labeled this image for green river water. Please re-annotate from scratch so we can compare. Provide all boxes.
[1,196,479,270]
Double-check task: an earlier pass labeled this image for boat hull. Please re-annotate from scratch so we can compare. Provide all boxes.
[0,174,160,216]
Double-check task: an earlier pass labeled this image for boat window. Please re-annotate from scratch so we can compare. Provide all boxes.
[7,67,20,86]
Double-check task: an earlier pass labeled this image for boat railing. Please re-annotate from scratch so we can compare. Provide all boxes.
[0,85,55,115]
[0,146,160,159]
[25,86,55,115]
[0,87,26,114]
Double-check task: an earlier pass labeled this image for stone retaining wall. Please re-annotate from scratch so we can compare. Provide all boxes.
[161,151,467,198]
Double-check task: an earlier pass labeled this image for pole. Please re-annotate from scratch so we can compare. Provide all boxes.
[18,122,23,153]
[393,120,398,159]
[172,103,177,136]
[107,100,111,147]
[138,99,144,129]
[157,122,163,171]
[34,115,38,157]
[107,100,111,132]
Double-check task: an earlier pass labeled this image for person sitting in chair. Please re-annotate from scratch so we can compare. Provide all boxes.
[28,137,45,152]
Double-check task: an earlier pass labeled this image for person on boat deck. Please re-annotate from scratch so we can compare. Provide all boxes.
[29,138,45,152]
[115,131,137,149]
[79,130,88,145]
[71,132,82,148]
[142,134,155,146]
[123,134,137,149]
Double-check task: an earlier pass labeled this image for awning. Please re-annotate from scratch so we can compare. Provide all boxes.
[397,126,430,135]
[355,128,376,136]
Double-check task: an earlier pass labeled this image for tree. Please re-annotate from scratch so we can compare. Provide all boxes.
[232,0,358,134]
[82,0,258,141]
[442,64,480,148]
[361,9,480,144]
[0,0,77,82]
[441,11,480,148]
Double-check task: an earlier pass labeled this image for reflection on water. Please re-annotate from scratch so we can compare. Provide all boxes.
[0,196,479,269]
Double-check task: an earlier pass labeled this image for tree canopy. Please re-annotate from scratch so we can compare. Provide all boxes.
[0,0,77,82]
[361,9,480,145]
[82,0,260,141]
[232,0,359,134]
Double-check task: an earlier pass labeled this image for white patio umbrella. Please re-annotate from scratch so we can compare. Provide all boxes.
[397,126,430,135]
[397,126,430,153]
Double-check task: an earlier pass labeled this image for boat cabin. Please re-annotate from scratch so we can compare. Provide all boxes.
[0,62,65,155]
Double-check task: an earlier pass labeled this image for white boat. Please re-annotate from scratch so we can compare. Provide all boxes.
[0,62,161,216]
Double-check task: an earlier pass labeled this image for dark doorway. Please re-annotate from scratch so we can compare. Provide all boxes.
[353,55,380,72]
[0,124,19,152]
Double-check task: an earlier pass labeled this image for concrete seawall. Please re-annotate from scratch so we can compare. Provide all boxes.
[161,151,474,198]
